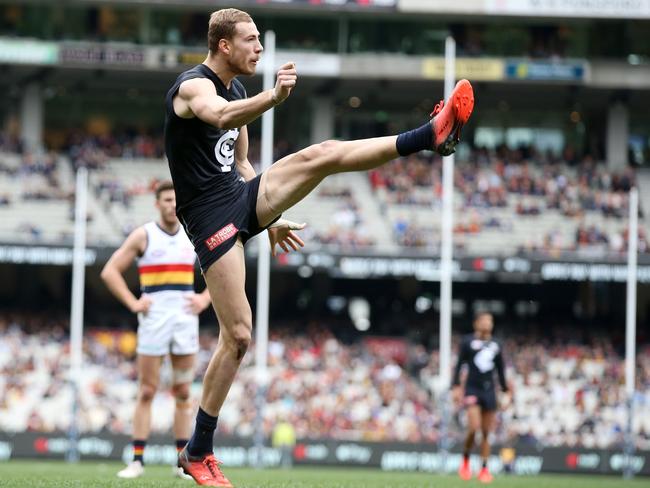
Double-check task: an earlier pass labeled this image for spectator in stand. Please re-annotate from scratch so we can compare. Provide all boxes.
[1,312,649,450]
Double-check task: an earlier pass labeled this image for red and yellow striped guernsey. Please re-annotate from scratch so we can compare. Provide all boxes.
[137,222,196,294]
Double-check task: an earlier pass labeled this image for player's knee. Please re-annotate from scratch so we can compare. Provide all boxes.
[319,139,341,152]
[225,322,251,360]
[233,327,251,360]
[138,383,157,403]
[301,140,342,169]
[306,139,337,156]
[316,140,343,169]
[172,383,191,403]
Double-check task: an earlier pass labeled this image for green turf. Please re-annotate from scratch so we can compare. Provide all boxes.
[0,461,645,487]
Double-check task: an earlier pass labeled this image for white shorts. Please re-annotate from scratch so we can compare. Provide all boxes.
[136,300,199,356]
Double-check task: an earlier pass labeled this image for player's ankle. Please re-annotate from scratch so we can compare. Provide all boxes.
[133,439,146,464]
[396,122,433,156]
[186,408,218,457]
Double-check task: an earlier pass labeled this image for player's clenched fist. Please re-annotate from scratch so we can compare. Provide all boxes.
[272,61,297,105]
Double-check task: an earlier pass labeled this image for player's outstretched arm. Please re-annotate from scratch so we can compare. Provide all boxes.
[100,227,151,314]
[176,62,297,130]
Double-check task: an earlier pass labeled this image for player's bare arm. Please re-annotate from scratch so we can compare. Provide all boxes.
[173,62,297,130]
[451,338,468,405]
[100,227,152,314]
[234,126,256,182]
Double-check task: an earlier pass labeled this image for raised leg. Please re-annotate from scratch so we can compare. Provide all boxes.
[256,136,398,227]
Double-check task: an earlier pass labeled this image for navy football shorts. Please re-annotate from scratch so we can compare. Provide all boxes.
[179,174,270,273]
[463,385,497,411]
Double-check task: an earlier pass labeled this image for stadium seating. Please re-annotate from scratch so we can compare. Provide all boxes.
[1,314,648,449]
[0,141,647,256]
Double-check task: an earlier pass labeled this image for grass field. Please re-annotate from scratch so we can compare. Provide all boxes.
[0,461,646,488]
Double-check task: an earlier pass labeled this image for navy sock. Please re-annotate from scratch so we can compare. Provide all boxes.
[396,122,433,156]
[186,407,218,456]
[176,439,188,454]
[133,439,146,464]
[482,459,488,469]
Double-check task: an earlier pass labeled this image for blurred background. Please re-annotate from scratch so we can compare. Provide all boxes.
[0,0,649,476]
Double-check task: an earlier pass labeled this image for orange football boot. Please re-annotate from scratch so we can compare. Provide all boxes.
[430,79,475,156]
[458,457,472,480]
[178,447,233,487]
[478,466,494,483]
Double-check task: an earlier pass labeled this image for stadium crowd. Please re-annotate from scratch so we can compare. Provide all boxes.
[1,312,649,450]
[0,134,646,255]
[307,187,376,250]
[369,147,637,217]
[369,146,642,254]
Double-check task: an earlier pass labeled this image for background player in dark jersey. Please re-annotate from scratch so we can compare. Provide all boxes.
[452,312,512,483]
[164,8,474,486]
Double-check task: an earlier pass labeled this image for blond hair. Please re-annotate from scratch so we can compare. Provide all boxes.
[207,8,253,54]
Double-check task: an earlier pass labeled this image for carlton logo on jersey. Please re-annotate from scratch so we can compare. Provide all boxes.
[215,129,239,172]
[474,348,496,373]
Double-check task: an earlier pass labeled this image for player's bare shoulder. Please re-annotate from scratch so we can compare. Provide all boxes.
[174,77,216,119]
[123,225,148,257]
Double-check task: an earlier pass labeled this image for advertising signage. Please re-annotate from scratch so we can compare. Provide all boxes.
[59,43,146,67]
[275,252,650,283]
[0,245,98,266]
[421,57,588,83]
[399,0,650,19]
[0,39,58,65]
[505,60,587,82]
[91,0,396,9]
[422,58,505,81]
[254,0,397,6]
[2,241,650,284]
[2,432,648,476]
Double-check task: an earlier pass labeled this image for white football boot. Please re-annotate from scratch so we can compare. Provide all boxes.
[173,465,194,480]
[117,460,144,478]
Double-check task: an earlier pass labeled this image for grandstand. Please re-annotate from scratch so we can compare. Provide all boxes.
[1,145,646,256]
[0,0,649,483]
[2,313,649,451]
